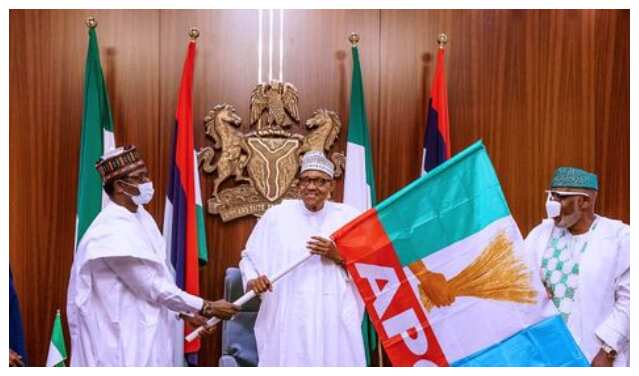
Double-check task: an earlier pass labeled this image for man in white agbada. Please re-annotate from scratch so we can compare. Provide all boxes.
[525,167,629,367]
[239,151,367,366]
[66,145,239,366]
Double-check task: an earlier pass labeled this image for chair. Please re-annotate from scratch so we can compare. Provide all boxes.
[218,267,261,367]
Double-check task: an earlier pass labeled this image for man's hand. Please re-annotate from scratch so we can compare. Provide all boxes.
[179,313,215,336]
[9,349,24,367]
[247,275,272,294]
[409,261,454,308]
[200,299,240,320]
[591,348,615,367]
[418,270,455,307]
[307,236,343,265]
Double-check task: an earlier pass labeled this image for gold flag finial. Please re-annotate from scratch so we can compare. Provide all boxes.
[349,33,360,47]
[189,27,200,40]
[86,16,97,29]
[437,33,448,49]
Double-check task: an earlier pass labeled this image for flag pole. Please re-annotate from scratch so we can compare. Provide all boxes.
[85,16,97,29]
[188,26,200,41]
[349,31,359,47]
[437,32,448,49]
[348,32,382,367]
[185,253,314,342]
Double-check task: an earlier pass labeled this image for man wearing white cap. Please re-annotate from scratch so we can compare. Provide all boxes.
[66,145,239,366]
[239,151,367,366]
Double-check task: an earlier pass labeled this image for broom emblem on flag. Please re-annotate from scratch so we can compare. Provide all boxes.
[409,231,537,311]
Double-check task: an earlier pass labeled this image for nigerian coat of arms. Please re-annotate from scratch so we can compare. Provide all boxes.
[199,81,345,222]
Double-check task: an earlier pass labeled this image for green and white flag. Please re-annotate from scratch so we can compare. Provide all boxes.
[343,43,378,365]
[344,45,376,211]
[46,310,67,367]
[75,26,115,249]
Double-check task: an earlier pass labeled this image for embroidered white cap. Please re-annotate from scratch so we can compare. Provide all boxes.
[300,151,334,178]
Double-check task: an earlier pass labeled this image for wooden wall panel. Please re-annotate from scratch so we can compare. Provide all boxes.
[9,9,628,367]
[378,9,628,235]
[9,9,161,366]
[593,10,630,225]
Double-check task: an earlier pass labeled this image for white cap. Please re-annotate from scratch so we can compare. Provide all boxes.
[300,151,334,178]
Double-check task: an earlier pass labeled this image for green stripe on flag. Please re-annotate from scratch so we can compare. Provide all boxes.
[194,152,208,265]
[346,45,378,366]
[76,27,114,247]
[377,141,511,266]
[196,205,208,264]
[46,311,67,367]
[348,46,377,205]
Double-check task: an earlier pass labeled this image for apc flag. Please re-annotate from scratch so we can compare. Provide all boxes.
[163,39,208,355]
[422,46,450,174]
[333,141,588,366]
[75,26,115,248]
[46,310,67,367]
[343,43,378,365]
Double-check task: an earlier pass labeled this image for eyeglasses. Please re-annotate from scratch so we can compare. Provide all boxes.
[545,190,589,200]
[299,177,331,187]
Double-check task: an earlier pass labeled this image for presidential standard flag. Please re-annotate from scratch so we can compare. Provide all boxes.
[333,141,588,366]
[422,45,450,174]
[46,310,67,367]
[75,26,115,248]
[342,43,378,366]
[163,38,208,356]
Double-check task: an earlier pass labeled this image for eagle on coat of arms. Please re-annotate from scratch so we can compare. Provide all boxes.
[249,81,300,130]
[199,81,345,222]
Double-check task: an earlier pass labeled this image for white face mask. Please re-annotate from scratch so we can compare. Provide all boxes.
[123,181,154,206]
[544,190,589,221]
[545,192,561,219]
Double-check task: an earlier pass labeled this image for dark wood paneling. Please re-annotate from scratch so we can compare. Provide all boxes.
[593,10,630,224]
[9,9,628,367]
[9,9,160,366]
[378,9,628,235]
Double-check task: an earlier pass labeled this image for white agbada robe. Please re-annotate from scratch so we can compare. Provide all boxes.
[239,199,367,366]
[67,202,203,366]
[525,215,629,366]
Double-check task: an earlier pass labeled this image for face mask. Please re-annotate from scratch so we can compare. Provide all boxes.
[122,181,154,206]
[545,192,561,219]
[545,190,589,227]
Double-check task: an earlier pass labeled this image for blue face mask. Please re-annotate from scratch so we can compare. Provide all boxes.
[122,181,155,206]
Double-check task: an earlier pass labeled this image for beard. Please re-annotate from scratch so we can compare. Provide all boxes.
[556,209,581,228]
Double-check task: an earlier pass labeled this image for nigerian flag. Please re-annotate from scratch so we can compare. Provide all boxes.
[75,25,115,248]
[46,310,67,367]
[343,43,378,365]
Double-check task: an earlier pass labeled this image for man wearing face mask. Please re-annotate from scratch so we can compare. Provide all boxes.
[524,167,629,367]
[66,145,239,366]
[238,151,367,366]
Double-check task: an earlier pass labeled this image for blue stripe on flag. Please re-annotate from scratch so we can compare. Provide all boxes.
[452,315,589,367]
[423,98,447,172]
[166,124,178,204]
[167,121,189,289]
